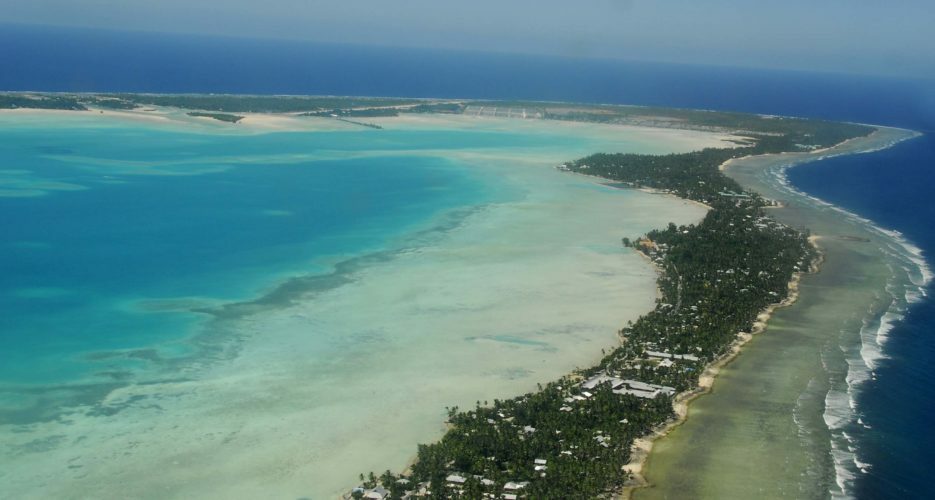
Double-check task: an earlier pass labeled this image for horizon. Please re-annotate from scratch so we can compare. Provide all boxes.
[4,23,934,133]
[6,21,935,85]
[3,6,935,498]
[3,0,933,80]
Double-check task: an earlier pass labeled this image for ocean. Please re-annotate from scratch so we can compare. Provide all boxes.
[785,137,935,498]
[2,23,934,498]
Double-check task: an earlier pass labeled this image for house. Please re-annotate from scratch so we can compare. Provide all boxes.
[613,387,659,399]
[645,350,699,362]
[621,379,676,396]
[363,486,388,499]
[581,374,628,391]
[581,374,613,390]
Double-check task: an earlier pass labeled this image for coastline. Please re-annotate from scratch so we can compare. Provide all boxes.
[3,99,917,498]
[630,126,923,499]
[621,241,816,498]
[0,108,725,499]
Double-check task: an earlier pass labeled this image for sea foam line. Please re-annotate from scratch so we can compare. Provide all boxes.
[763,143,930,499]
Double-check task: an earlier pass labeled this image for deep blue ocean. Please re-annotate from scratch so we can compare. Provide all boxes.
[2,23,933,498]
[786,138,935,498]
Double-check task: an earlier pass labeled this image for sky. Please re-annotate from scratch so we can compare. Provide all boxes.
[3,0,933,79]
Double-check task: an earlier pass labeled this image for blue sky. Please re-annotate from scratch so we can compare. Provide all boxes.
[4,0,932,78]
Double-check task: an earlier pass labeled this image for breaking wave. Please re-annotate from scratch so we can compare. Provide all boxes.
[763,142,930,498]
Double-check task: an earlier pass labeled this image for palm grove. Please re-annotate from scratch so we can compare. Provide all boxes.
[352,121,870,499]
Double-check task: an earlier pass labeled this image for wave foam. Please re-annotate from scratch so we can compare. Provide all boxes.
[766,147,931,500]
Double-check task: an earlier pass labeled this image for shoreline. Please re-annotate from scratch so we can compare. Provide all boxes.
[620,235,819,498]
[0,107,722,499]
[2,99,915,498]
[353,110,872,496]
[0,105,748,150]
[627,125,922,499]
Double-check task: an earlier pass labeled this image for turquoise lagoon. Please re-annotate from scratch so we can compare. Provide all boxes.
[1,116,502,399]
[0,111,728,498]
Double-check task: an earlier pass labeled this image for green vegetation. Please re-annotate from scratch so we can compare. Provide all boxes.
[304,108,400,118]
[303,102,466,118]
[349,123,863,499]
[0,93,872,153]
[563,113,871,204]
[0,93,87,111]
[404,102,466,114]
[0,91,874,498]
[569,149,745,203]
[186,111,245,123]
[489,103,867,149]
[80,96,140,110]
[106,94,421,113]
[0,93,468,125]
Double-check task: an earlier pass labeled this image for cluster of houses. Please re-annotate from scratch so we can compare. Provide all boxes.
[349,471,537,499]
[443,475,532,500]
[463,105,543,120]
[576,373,677,401]
[347,331,704,500]
[347,353,694,500]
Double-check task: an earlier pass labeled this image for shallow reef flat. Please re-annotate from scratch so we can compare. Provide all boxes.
[636,127,924,499]
[0,110,733,499]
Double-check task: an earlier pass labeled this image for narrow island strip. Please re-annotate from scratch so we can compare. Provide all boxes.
[342,110,877,499]
[0,92,891,499]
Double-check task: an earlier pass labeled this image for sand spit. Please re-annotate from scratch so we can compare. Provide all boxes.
[1,106,748,148]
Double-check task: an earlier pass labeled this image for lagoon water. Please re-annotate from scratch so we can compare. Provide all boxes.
[1,117,492,391]
[3,23,935,499]
[0,111,723,498]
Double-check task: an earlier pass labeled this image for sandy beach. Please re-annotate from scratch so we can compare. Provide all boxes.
[622,239,815,497]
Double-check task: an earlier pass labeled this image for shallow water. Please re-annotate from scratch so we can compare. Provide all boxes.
[785,134,935,499]
[636,128,927,499]
[0,112,728,498]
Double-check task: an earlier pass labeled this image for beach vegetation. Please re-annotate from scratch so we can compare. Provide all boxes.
[186,111,245,123]
[0,93,87,111]
[348,123,852,500]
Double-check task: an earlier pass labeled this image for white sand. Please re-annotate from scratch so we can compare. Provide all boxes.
[0,112,726,499]
[1,107,747,147]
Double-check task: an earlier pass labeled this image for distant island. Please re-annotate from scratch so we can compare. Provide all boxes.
[0,92,882,499]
